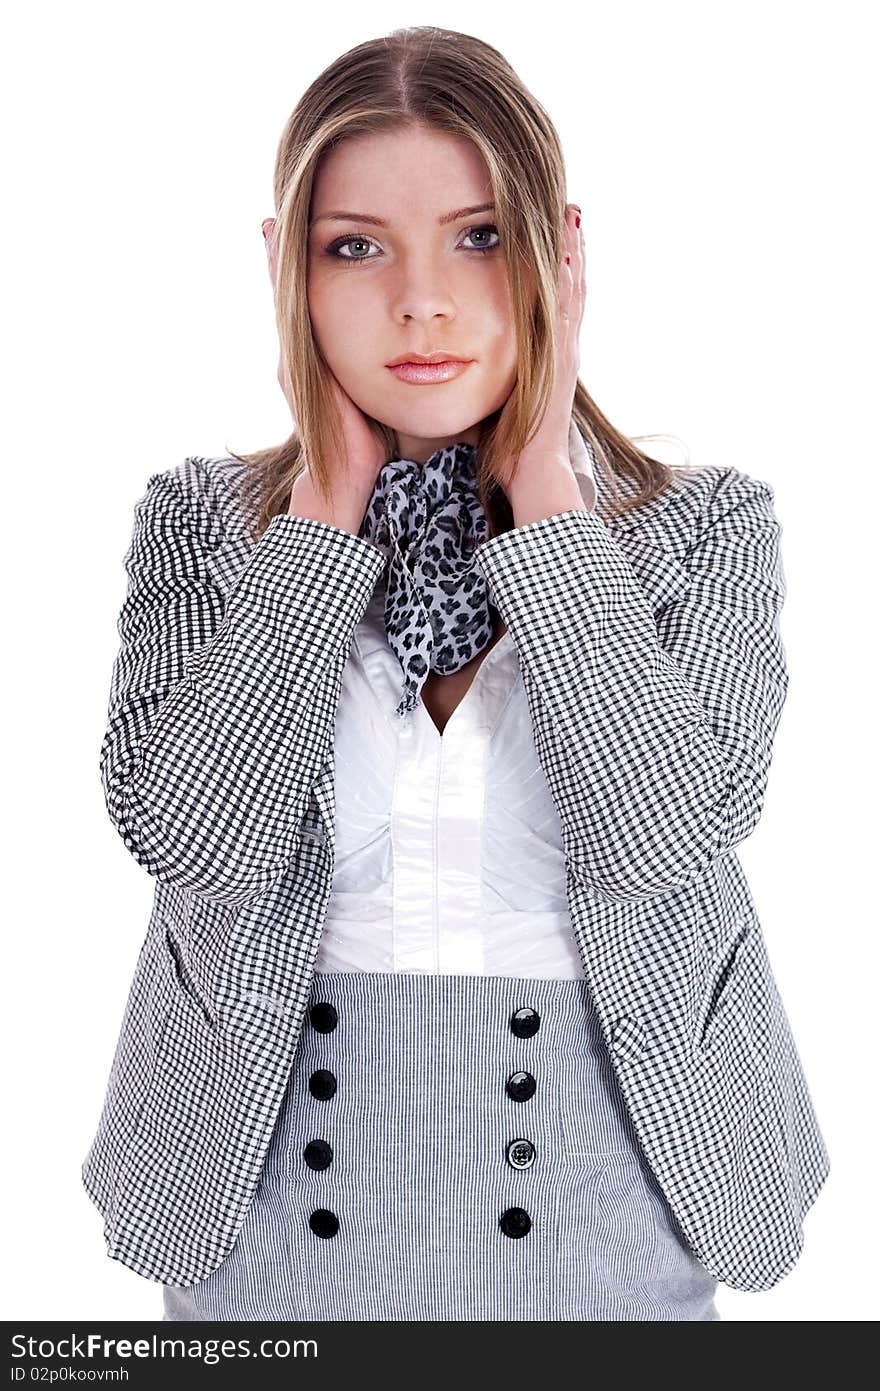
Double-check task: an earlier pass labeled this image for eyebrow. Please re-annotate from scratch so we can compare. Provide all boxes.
[310,202,496,229]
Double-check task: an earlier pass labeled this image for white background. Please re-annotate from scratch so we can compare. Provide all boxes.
[3,0,874,1323]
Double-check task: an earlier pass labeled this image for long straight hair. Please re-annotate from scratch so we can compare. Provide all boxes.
[227,26,697,543]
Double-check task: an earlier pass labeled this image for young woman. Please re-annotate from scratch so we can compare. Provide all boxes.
[81,26,830,1322]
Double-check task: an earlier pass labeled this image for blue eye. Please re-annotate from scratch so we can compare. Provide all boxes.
[324,224,501,267]
[461,225,501,253]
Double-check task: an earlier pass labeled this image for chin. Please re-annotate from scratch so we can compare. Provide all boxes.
[378,400,487,440]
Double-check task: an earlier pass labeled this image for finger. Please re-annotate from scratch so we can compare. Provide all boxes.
[576,210,585,293]
[564,205,580,274]
[569,205,583,285]
[567,204,586,323]
[561,209,578,318]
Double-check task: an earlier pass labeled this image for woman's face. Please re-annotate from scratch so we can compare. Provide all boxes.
[267,127,520,465]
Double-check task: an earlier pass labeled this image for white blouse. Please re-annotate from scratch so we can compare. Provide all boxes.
[314,423,598,980]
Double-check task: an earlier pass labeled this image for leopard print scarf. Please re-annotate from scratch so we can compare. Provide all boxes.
[357,441,495,720]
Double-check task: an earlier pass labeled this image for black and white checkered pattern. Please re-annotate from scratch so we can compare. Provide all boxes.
[81,450,830,1291]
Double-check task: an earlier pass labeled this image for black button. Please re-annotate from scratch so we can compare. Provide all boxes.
[510,1007,541,1038]
[309,1068,337,1100]
[310,1001,338,1033]
[506,1070,536,1102]
[309,1208,339,1239]
[506,1138,536,1170]
[303,1139,333,1170]
[499,1206,532,1238]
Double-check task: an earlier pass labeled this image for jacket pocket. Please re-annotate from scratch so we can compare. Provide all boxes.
[162,916,221,1032]
[693,917,757,1053]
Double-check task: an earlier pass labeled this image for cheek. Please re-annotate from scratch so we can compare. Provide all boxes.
[478,304,518,385]
[307,274,338,336]
[307,289,359,383]
[309,276,379,357]
[476,270,517,341]
[469,281,518,403]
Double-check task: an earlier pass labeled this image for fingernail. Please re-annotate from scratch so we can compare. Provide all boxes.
[575,215,581,228]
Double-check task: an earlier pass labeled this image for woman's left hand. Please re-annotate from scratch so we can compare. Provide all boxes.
[502,203,585,501]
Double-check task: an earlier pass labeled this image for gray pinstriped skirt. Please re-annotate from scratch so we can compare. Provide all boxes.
[163,971,720,1321]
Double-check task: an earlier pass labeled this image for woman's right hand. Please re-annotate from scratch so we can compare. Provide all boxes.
[323,371,389,495]
[285,373,388,535]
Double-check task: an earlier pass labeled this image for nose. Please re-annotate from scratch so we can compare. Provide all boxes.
[397,285,456,324]
[391,252,461,307]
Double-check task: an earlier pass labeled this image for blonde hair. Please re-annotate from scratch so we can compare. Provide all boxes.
[227,25,696,543]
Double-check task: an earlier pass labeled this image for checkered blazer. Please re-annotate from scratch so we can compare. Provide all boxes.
[81,447,830,1291]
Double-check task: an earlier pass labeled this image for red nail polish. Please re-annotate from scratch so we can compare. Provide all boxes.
[565,254,571,265]
[575,215,580,228]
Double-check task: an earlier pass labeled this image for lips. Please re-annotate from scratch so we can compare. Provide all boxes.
[386,360,474,385]
[386,353,470,366]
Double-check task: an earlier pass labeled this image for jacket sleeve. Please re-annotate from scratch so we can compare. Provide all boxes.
[472,469,789,905]
[100,462,386,907]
